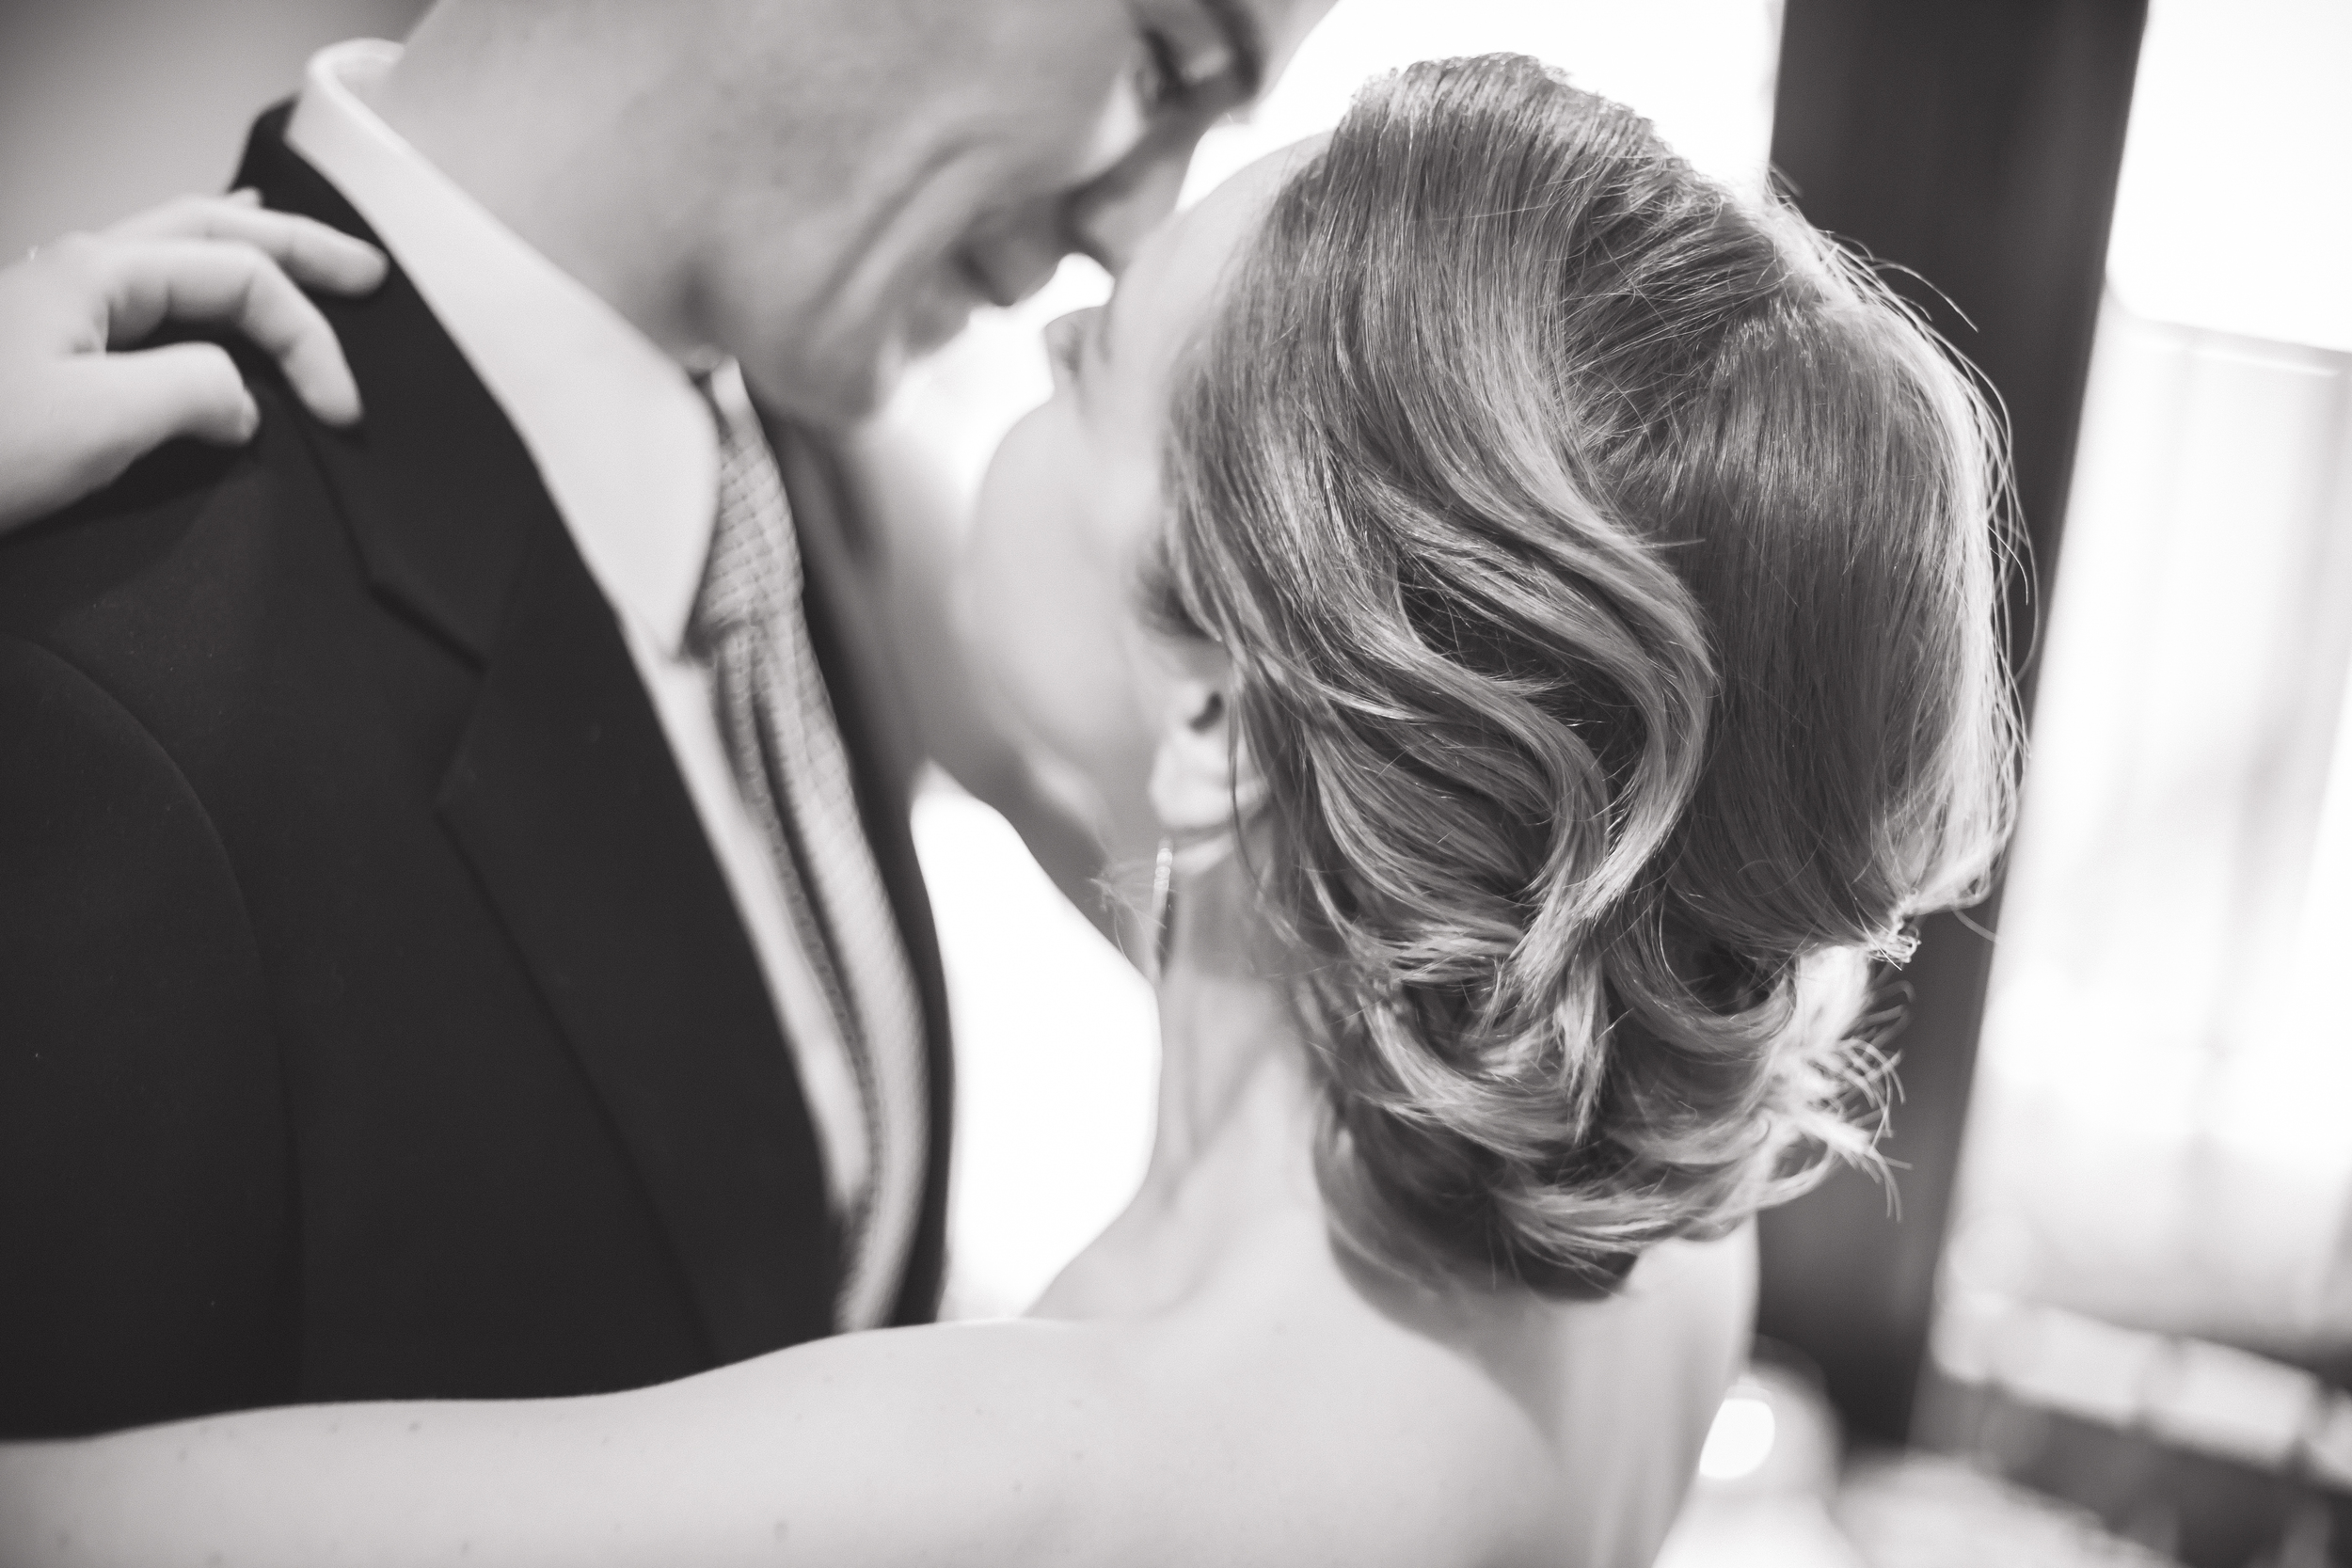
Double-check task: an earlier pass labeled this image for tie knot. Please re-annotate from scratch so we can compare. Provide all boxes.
[687,362,801,657]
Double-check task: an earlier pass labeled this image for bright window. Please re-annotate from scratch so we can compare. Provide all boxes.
[1947,0,2352,1373]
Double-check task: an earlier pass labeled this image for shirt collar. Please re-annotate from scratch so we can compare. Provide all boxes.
[288,40,716,658]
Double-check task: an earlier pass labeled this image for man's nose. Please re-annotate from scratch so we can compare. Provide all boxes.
[960,118,1208,303]
[961,200,1073,309]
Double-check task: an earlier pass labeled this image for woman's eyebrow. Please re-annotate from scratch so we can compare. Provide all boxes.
[1195,0,1266,100]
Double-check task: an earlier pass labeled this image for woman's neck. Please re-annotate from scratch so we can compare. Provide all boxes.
[1148,837,1313,1174]
[1029,841,1325,1319]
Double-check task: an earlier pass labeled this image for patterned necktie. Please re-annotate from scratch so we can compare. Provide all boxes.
[686,361,927,1334]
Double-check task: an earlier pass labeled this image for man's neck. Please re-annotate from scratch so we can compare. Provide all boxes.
[366,12,704,360]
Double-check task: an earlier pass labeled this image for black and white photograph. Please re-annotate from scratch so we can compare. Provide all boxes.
[0,1,2345,1562]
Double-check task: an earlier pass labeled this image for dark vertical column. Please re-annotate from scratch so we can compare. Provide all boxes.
[1756,0,2146,1446]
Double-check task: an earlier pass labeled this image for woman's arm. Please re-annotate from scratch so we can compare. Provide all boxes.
[0,1321,1137,1568]
[0,973,1746,1568]
[0,1223,1570,1568]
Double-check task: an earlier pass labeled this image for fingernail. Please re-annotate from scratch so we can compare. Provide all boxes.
[321,384,365,427]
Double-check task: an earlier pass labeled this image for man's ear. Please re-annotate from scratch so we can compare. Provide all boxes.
[1147,654,1263,834]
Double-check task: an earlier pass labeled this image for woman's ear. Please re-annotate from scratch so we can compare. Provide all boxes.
[1148,653,1263,834]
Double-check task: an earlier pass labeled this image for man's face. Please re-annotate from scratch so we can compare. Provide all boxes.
[688,0,1331,423]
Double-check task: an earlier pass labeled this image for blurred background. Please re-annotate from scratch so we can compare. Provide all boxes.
[4,0,2346,1562]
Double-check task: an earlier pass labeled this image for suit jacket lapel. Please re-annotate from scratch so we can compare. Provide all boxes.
[435,524,836,1361]
[235,107,532,665]
[234,108,837,1361]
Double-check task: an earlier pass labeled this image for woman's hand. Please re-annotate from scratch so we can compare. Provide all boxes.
[0,190,388,536]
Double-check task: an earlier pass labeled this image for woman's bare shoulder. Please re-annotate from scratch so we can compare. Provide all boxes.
[1078,1213,1755,1568]
[1534,1229,1759,1562]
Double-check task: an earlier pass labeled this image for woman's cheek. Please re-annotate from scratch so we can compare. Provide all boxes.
[966,402,1161,843]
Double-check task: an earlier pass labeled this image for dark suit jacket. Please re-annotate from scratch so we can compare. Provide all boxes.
[0,107,954,1438]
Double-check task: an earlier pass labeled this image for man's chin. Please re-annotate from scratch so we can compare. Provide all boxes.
[739,344,888,431]
[740,293,977,428]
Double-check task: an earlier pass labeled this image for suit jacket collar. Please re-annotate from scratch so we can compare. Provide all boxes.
[285,40,717,662]
[235,104,538,662]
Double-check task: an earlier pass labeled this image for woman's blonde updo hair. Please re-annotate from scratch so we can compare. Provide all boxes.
[1152,55,2020,1297]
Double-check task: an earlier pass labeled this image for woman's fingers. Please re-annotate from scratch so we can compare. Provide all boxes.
[89,341,261,447]
[0,194,380,530]
[0,347,255,535]
[104,193,388,296]
[100,238,365,426]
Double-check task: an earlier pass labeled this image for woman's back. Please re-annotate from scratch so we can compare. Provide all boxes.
[1029,880,1754,1568]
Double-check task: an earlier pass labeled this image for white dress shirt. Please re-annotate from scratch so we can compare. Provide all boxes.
[287,39,874,1219]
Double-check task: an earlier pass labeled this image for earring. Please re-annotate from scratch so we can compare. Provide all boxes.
[1149,836,1177,983]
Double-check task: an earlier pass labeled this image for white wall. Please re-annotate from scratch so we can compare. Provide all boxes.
[0,0,430,259]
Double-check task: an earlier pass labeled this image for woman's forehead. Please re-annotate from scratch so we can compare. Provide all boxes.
[1108,143,1309,376]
